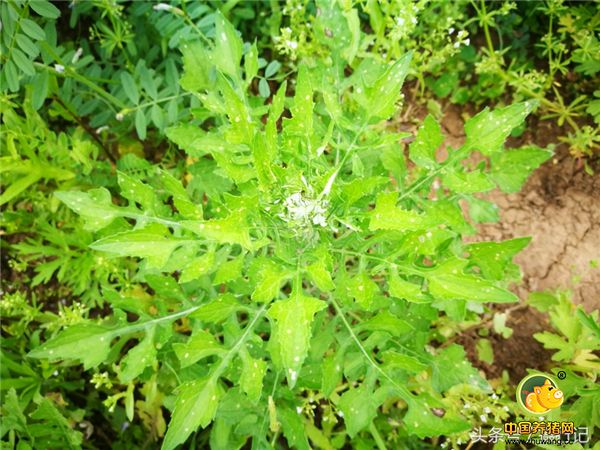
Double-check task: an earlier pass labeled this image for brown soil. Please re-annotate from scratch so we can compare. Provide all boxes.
[457,308,554,384]
[403,102,600,311]
[442,104,600,312]
[399,101,600,381]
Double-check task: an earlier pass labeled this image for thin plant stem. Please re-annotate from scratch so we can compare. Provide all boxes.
[34,61,126,111]
[126,92,192,113]
[480,0,495,56]
[476,1,579,133]
[369,422,388,450]
[51,95,117,163]
[209,304,267,382]
[329,296,413,402]
[318,122,369,202]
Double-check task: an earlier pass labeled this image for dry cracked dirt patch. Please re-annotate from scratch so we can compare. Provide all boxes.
[481,161,600,311]
[403,103,600,312]
[399,102,599,381]
[485,114,599,313]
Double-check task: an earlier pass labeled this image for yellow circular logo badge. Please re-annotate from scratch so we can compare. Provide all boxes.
[516,373,564,414]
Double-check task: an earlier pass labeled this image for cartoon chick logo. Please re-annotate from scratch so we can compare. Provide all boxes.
[517,373,564,414]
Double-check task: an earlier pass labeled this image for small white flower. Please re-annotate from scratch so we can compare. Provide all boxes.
[465,38,471,46]
[288,192,302,203]
[453,42,460,49]
[396,17,405,26]
[286,40,298,50]
[448,27,455,35]
[153,3,172,11]
[312,214,327,227]
[484,406,492,414]
[115,112,124,121]
[491,393,498,400]
[411,17,417,25]
[54,64,65,73]
[296,406,303,414]
[95,125,109,134]
[480,414,487,423]
[502,406,510,411]
[281,189,329,229]
[463,403,470,409]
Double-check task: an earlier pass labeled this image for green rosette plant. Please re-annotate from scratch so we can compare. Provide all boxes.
[26,11,554,450]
